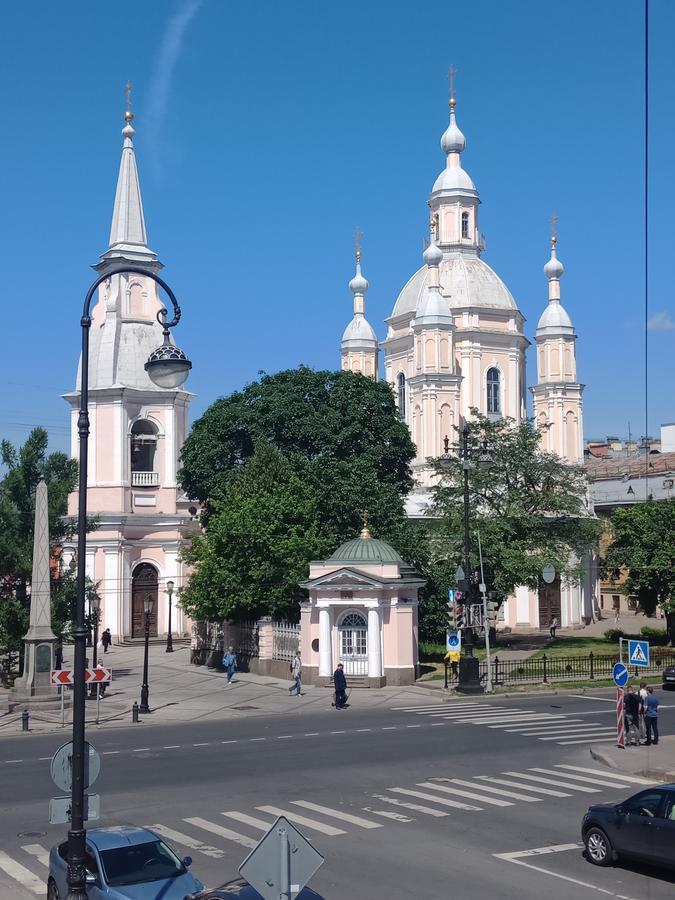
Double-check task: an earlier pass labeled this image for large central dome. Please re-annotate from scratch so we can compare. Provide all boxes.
[390,254,518,319]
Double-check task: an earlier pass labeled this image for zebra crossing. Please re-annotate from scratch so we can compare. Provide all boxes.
[393,701,618,745]
[0,765,655,896]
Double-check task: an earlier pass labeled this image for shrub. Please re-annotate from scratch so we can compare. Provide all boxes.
[604,629,624,643]
[640,627,668,645]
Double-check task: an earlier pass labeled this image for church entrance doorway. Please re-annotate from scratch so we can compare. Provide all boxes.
[538,576,561,630]
[131,563,158,638]
[339,612,368,676]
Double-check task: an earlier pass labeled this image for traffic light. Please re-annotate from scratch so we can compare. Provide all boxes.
[455,592,465,629]
[447,602,457,630]
[486,599,498,628]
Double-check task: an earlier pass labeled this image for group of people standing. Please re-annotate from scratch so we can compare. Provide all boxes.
[623,682,660,746]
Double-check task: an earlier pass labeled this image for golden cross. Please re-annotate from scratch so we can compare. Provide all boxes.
[550,211,559,240]
[354,227,363,257]
[125,81,133,115]
[447,64,458,99]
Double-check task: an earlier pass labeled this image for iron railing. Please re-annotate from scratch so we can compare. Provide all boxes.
[479,651,675,685]
[272,621,299,661]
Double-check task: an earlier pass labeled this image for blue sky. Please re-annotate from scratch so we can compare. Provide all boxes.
[2,0,673,455]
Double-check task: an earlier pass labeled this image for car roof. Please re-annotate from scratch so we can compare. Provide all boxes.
[86,826,158,851]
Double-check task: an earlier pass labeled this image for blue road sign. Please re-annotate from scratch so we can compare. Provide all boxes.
[628,640,650,668]
[446,632,461,651]
[447,588,455,605]
[612,662,629,688]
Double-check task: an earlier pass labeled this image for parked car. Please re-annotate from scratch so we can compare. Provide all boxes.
[48,826,204,899]
[582,783,675,868]
[662,664,675,690]
[187,882,324,899]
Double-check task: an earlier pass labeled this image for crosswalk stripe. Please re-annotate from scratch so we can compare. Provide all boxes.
[475,776,572,797]
[537,730,616,741]
[19,845,49,867]
[365,808,414,822]
[513,722,593,734]
[257,806,346,836]
[184,816,258,849]
[459,713,556,723]
[555,765,655,785]
[392,703,483,711]
[419,706,504,717]
[291,801,382,829]
[531,767,641,787]
[442,779,542,802]
[503,772,601,793]
[221,811,272,831]
[148,823,226,859]
[557,737,618,745]
[486,716,571,728]
[387,787,482,811]
[371,793,449,817]
[418,781,513,807]
[0,850,44,894]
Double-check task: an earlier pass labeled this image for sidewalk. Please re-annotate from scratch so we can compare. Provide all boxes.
[0,642,443,736]
[590,735,675,782]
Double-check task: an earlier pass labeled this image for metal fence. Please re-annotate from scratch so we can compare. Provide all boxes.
[273,621,299,661]
[479,651,675,686]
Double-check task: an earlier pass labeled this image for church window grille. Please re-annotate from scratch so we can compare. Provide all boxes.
[130,420,158,476]
[461,211,470,239]
[397,372,406,419]
[486,367,501,415]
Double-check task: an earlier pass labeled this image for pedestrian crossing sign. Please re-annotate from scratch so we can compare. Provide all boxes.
[628,639,649,668]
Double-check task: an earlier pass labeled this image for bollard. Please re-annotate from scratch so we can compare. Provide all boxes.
[132,702,139,723]
[21,709,29,732]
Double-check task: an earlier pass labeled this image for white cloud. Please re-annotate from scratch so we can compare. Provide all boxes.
[647,310,675,332]
[145,0,203,172]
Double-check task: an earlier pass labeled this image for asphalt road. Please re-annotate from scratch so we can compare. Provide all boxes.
[2,690,674,899]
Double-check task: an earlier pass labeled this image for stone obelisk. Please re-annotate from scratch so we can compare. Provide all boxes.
[12,476,58,700]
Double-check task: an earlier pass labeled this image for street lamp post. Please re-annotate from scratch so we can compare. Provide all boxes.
[457,424,483,694]
[66,265,191,900]
[139,595,153,714]
[88,590,100,699]
[165,580,174,653]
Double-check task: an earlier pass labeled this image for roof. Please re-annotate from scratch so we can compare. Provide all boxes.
[327,535,403,565]
[87,826,157,851]
[390,255,518,318]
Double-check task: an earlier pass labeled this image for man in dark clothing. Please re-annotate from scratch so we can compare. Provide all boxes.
[101,628,112,653]
[624,685,641,746]
[333,663,348,709]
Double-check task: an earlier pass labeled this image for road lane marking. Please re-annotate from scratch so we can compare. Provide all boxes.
[512,722,591,734]
[0,850,45,894]
[149,823,226,859]
[4,759,23,764]
[356,728,372,732]
[163,745,181,749]
[257,806,345,836]
[222,811,273,831]
[132,748,150,752]
[184,816,258,848]
[102,751,120,755]
[532,767,644,787]
[555,765,655,785]
[381,726,397,730]
[486,716,571,728]
[391,703,482,710]
[557,737,618,745]
[330,730,346,734]
[20,845,49,867]
[388,787,482,811]
[439,778,542,802]
[193,742,209,747]
[567,695,616,702]
[537,730,616,741]
[363,807,414,822]
[221,740,238,744]
[419,781,513,807]
[406,724,421,728]
[502,772,601,793]
[371,793,449,817]
[277,735,292,740]
[475,776,572,797]
[292,801,382,828]
[249,738,266,742]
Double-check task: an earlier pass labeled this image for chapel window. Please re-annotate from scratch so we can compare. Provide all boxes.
[461,211,470,239]
[130,420,158,480]
[487,367,501,415]
[397,373,406,419]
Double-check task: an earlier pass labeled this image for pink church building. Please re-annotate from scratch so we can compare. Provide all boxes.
[62,110,198,642]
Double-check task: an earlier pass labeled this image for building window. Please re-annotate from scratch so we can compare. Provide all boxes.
[612,595,621,611]
[486,367,501,415]
[130,420,158,486]
[461,211,469,239]
[397,372,406,419]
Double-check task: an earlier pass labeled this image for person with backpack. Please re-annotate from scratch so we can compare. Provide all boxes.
[333,663,348,708]
[222,646,237,686]
[289,651,303,696]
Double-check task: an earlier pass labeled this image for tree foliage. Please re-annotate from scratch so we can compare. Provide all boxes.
[602,500,675,643]
[431,413,601,608]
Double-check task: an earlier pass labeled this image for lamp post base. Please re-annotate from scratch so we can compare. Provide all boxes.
[457,656,484,694]
[139,685,150,714]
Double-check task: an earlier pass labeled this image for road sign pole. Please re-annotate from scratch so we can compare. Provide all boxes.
[616,688,625,749]
[619,637,623,664]
[279,826,290,900]
[61,687,65,728]
[96,689,100,726]
[477,530,492,694]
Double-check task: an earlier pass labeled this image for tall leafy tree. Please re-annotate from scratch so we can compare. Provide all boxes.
[431,413,601,611]
[602,500,675,644]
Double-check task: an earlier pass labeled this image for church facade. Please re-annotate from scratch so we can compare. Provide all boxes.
[340,96,595,630]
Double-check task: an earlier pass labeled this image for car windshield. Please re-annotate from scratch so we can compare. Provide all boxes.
[99,839,186,886]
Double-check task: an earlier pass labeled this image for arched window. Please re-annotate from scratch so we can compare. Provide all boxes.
[461,211,470,239]
[486,367,501,415]
[130,420,158,484]
[397,372,406,419]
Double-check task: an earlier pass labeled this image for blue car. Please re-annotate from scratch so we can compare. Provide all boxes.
[48,826,204,899]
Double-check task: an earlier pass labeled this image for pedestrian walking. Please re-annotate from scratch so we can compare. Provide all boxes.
[101,628,112,653]
[623,685,640,747]
[549,616,558,639]
[221,646,237,685]
[289,651,303,696]
[333,663,348,708]
[644,685,660,746]
[638,681,648,742]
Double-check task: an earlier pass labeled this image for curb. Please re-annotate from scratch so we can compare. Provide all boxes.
[589,745,675,783]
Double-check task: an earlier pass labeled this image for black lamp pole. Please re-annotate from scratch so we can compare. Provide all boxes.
[66,265,190,900]
[166,580,174,652]
[457,423,482,694]
[139,596,153,713]
[88,593,100,699]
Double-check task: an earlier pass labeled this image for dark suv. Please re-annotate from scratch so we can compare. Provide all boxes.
[582,784,675,867]
[663,664,675,690]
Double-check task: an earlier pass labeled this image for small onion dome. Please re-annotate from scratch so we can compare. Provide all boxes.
[122,122,135,140]
[423,241,443,267]
[544,240,564,280]
[349,253,369,295]
[440,101,466,155]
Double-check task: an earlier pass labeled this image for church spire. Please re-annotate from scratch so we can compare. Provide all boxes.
[97,84,160,271]
[340,235,378,380]
[536,228,574,337]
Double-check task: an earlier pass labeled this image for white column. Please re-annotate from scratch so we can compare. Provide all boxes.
[103,547,120,639]
[318,608,332,677]
[164,406,176,487]
[367,607,382,678]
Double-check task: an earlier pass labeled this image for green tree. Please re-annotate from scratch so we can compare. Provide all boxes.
[431,414,601,611]
[0,429,79,663]
[602,500,675,644]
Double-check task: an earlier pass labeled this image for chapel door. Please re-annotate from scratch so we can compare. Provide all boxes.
[339,612,368,676]
[131,564,158,638]
[538,576,562,630]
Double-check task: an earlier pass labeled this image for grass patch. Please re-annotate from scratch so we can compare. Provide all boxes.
[531,636,619,660]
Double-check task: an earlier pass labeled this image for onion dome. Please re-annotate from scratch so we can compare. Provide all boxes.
[536,235,575,336]
[440,98,466,154]
[349,251,369,295]
[423,241,443,267]
[544,237,564,280]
